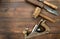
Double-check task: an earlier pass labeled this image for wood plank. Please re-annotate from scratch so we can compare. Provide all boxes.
[48,34,60,39]
[0,0,60,39]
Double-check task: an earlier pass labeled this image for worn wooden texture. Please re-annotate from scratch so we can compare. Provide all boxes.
[0,0,60,39]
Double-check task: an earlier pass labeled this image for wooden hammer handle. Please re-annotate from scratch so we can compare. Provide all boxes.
[43,1,58,9]
[26,0,44,8]
[39,14,56,23]
[33,7,56,23]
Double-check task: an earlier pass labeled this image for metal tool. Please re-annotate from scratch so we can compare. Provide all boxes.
[44,5,58,16]
[38,0,58,9]
[31,19,43,33]
[23,19,50,39]
[26,0,58,16]
[27,19,50,38]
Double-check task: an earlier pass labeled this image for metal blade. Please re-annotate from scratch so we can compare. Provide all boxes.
[44,5,58,16]
[31,19,43,33]
[31,24,39,33]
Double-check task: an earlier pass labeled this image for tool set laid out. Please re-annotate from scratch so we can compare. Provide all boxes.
[23,0,58,39]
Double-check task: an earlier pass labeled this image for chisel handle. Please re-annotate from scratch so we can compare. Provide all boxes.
[43,1,58,9]
[26,0,44,8]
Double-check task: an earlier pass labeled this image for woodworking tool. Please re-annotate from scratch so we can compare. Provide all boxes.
[31,19,44,33]
[26,0,44,8]
[33,7,56,23]
[23,19,50,38]
[38,0,58,9]
[44,5,58,16]
[26,0,58,16]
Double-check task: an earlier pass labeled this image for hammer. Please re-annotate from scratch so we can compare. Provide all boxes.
[33,7,56,23]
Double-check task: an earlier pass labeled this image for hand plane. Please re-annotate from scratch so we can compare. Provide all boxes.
[26,0,58,16]
[23,19,50,39]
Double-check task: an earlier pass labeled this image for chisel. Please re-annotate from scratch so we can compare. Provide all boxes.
[38,0,58,9]
[26,0,58,16]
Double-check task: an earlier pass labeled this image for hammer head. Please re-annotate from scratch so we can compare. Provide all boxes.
[33,7,41,18]
[33,7,56,23]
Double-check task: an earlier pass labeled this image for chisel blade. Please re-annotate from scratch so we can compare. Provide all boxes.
[44,5,58,16]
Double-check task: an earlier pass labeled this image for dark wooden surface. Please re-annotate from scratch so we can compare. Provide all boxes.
[0,0,60,39]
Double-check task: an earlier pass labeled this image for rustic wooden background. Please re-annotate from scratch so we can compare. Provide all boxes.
[0,0,60,39]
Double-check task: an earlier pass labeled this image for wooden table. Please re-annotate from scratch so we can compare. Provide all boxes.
[0,0,60,39]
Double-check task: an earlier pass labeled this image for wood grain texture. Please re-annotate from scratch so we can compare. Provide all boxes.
[0,0,60,39]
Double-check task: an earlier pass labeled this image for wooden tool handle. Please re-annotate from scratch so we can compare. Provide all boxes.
[44,1,58,9]
[39,14,56,23]
[26,0,44,8]
[33,7,56,23]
